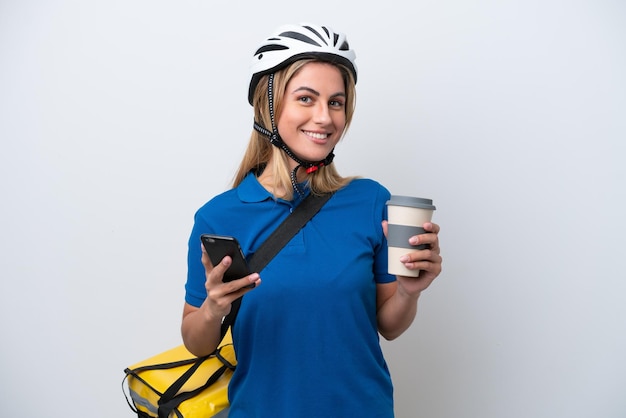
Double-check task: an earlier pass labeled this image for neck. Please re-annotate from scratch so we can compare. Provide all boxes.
[257,157,310,200]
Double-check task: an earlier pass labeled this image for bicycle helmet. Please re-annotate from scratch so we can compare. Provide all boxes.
[248,23,358,105]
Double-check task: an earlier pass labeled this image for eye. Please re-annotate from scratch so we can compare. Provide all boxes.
[298,96,313,104]
[329,99,345,108]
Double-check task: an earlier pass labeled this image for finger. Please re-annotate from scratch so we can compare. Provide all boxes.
[409,232,439,249]
[400,247,441,264]
[423,222,441,234]
[381,220,388,238]
[401,254,442,275]
[206,255,232,287]
[222,273,262,296]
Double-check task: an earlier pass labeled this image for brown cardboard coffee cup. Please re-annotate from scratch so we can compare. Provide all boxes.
[386,195,436,277]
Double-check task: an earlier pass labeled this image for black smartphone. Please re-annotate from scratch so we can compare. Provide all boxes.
[200,234,254,287]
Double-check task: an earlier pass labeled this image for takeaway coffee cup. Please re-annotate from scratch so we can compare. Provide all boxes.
[386,195,436,277]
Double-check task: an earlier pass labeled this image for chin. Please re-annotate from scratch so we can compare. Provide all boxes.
[307,153,332,162]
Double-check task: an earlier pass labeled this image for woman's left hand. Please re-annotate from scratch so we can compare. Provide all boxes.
[383,221,443,295]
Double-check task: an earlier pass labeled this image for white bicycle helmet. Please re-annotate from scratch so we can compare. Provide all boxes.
[248,23,358,104]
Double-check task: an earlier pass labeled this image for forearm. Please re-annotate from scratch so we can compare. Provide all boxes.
[181,302,223,357]
[377,287,421,340]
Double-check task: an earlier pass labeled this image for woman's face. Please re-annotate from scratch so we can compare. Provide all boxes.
[276,62,346,167]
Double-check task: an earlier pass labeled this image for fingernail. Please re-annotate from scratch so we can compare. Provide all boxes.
[399,255,409,263]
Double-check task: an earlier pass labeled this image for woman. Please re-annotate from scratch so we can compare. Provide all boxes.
[181,23,442,417]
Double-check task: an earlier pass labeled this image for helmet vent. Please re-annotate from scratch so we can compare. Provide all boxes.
[278,31,323,47]
[255,44,289,55]
[302,25,330,46]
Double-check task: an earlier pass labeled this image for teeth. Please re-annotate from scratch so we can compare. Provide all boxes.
[304,131,328,139]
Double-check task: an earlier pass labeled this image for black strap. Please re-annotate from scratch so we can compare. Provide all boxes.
[157,353,230,418]
[249,192,333,272]
[220,191,333,339]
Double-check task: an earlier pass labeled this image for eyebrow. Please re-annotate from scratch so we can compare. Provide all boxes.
[292,86,346,98]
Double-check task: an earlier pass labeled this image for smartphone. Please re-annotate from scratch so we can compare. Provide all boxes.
[200,234,254,287]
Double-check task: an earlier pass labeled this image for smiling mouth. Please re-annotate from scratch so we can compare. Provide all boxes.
[303,130,330,140]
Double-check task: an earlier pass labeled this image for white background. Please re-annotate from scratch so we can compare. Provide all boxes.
[1,1,625,417]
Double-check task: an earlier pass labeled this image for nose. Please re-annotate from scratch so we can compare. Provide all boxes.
[312,102,331,125]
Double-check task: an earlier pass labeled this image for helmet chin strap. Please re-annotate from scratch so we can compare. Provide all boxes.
[253,73,335,197]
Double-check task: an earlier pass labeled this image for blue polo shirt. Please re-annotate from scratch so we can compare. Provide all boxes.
[185,172,396,417]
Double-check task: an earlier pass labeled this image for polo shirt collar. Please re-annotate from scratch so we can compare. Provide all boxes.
[237,172,272,203]
[236,171,311,204]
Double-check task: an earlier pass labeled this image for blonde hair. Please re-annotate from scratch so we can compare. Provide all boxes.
[233,59,358,200]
